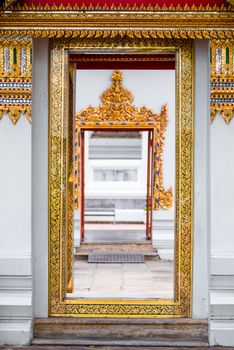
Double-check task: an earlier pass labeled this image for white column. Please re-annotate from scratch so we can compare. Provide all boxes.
[0,117,31,340]
[32,38,49,318]
[193,39,210,319]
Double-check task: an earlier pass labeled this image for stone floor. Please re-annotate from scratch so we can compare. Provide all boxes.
[84,223,147,243]
[67,258,174,299]
[2,346,234,349]
[68,223,174,299]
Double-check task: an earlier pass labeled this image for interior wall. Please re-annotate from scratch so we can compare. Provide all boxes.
[75,70,176,208]
[75,69,176,256]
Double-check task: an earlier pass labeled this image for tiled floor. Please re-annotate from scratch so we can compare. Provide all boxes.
[68,223,174,300]
[68,258,174,300]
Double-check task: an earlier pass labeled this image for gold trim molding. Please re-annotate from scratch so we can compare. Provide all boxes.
[49,38,193,318]
[74,70,172,211]
[0,7,233,39]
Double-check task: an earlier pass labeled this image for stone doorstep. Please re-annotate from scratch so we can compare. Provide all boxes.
[33,318,208,346]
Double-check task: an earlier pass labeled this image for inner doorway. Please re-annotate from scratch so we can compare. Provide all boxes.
[68,68,175,300]
[80,129,153,244]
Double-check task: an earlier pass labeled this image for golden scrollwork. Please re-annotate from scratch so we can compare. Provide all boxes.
[48,38,193,318]
[75,70,172,211]
[210,39,234,124]
[0,39,32,124]
[0,4,233,40]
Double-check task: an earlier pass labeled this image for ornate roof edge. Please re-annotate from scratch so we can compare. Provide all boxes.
[3,2,234,11]
[0,7,233,39]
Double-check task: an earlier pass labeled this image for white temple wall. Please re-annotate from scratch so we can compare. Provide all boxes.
[0,117,32,344]
[210,115,234,345]
[193,39,210,320]
[31,38,49,319]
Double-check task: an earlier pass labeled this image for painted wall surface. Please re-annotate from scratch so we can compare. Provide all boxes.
[0,116,31,344]
[0,117,31,254]
[210,114,234,346]
[211,117,234,255]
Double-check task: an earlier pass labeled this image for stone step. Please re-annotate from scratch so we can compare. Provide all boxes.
[33,318,208,347]
[75,243,159,260]
[32,338,209,347]
[76,242,155,253]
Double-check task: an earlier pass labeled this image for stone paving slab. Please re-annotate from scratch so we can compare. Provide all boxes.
[1,346,234,350]
[68,259,173,299]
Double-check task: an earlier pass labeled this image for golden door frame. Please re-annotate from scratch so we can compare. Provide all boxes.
[49,38,193,318]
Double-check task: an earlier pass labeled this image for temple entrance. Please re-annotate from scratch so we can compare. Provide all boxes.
[48,41,193,317]
[79,129,153,243]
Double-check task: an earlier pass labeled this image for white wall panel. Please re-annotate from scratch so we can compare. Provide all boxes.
[210,113,234,346]
[0,116,32,345]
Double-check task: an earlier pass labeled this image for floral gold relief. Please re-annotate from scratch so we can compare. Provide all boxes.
[74,70,172,211]
[0,6,233,40]
[49,38,193,318]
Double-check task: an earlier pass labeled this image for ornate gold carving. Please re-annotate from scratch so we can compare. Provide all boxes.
[48,38,193,318]
[3,0,16,10]
[66,65,75,294]
[75,70,172,211]
[0,7,233,40]
[6,2,234,11]
[210,39,234,124]
[0,39,32,124]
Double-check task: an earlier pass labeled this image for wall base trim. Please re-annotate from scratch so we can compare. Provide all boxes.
[0,319,32,345]
[210,320,234,346]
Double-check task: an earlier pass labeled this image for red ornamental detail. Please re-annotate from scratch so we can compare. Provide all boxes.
[15,0,230,10]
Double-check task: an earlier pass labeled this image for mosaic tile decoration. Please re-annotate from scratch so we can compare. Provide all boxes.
[0,39,233,125]
[210,40,234,124]
[0,40,32,124]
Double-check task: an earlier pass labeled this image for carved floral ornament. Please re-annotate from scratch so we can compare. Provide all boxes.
[74,70,173,211]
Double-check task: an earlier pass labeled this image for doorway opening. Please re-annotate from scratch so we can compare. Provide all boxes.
[80,129,153,244]
[68,68,175,300]
[49,41,193,317]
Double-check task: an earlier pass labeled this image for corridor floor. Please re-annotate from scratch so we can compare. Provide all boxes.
[68,258,173,299]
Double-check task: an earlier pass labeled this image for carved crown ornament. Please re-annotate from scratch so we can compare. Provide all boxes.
[74,70,173,211]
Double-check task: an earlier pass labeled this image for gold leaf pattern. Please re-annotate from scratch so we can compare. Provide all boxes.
[49,38,193,317]
[75,70,172,211]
